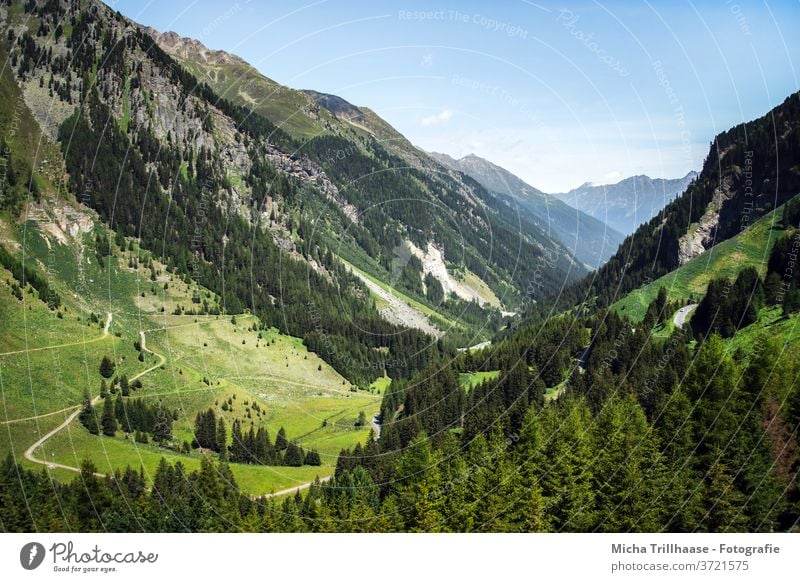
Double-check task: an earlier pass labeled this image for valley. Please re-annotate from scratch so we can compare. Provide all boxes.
[0,0,798,536]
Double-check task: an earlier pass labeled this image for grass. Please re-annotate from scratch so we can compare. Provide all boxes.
[0,217,380,495]
[369,374,392,394]
[544,376,569,402]
[725,306,800,359]
[459,268,501,307]
[459,370,500,390]
[613,203,792,322]
[176,59,334,139]
[39,423,331,496]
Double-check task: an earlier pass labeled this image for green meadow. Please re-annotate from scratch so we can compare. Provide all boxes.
[0,216,380,495]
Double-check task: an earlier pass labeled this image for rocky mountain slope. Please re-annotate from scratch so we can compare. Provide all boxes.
[146,25,587,303]
[0,0,589,383]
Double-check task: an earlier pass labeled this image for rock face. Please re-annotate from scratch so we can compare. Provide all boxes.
[405,240,492,306]
[677,173,737,265]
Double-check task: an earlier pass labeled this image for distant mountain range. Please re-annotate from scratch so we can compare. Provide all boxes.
[429,152,625,269]
[553,172,698,235]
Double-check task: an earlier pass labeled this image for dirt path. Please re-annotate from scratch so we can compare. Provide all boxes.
[17,315,338,499]
[0,311,113,357]
[673,303,698,329]
[23,320,166,475]
[260,474,333,499]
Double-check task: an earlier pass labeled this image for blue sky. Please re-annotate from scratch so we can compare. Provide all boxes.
[111,0,800,192]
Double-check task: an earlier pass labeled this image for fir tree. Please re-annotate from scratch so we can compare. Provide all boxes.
[78,389,99,435]
[101,395,117,436]
[284,442,304,467]
[99,355,115,378]
[216,417,227,459]
[275,426,288,451]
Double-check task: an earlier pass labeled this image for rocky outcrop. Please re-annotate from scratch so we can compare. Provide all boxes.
[677,173,738,264]
[144,28,247,66]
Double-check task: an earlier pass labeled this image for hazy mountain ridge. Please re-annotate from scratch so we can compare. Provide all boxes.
[553,171,698,235]
[429,151,625,269]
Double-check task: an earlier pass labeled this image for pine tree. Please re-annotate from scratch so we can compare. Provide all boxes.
[99,355,115,378]
[255,427,272,464]
[655,286,668,323]
[101,395,117,436]
[764,272,784,305]
[216,417,227,459]
[303,449,321,466]
[513,406,550,532]
[539,396,597,531]
[392,434,444,532]
[783,283,800,315]
[230,419,245,462]
[284,442,304,466]
[275,426,288,451]
[699,450,750,532]
[152,407,173,444]
[114,394,128,433]
[78,388,99,435]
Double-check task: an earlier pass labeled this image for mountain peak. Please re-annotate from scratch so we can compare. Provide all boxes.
[143,26,248,66]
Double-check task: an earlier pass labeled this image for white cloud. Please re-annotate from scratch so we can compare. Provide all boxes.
[421,109,453,127]
[590,170,622,186]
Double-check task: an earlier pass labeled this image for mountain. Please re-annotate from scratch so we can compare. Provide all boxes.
[148,29,587,300]
[2,0,799,536]
[0,0,588,383]
[549,91,800,313]
[553,171,698,235]
[429,152,625,269]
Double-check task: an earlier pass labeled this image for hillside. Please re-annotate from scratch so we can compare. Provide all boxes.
[147,28,587,313]
[1,0,799,537]
[549,91,800,314]
[430,152,625,269]
[612,197,795,322]
[0,201,380,495]
[0,0,590,394]
[553,172,697,235]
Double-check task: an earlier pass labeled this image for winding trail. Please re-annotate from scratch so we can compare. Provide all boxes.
[15,314,340,498]
[1,313,114,426]
[0,312,114,357]
[23,318,166,475]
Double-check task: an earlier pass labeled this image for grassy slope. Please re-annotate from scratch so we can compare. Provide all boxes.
[612,201,793,322]
[0,216,379,495]
[176,59,335,139]
[725,306,800,357]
